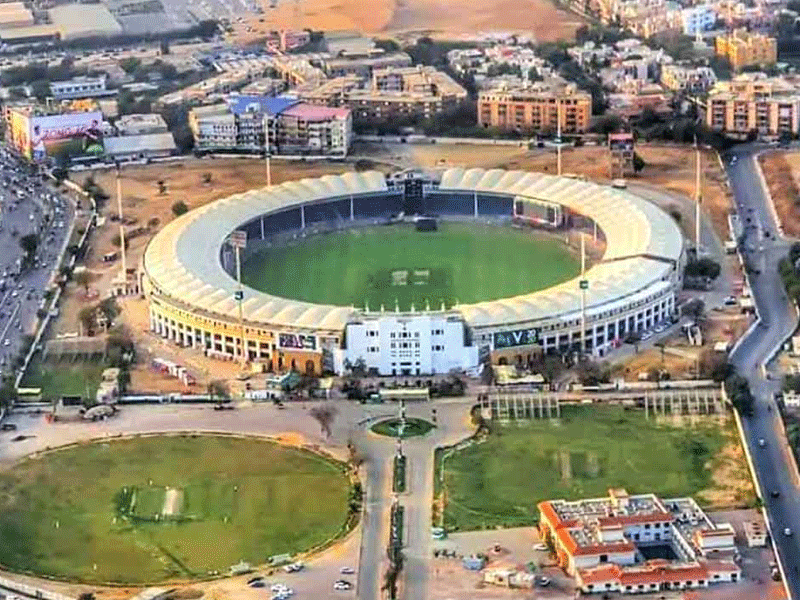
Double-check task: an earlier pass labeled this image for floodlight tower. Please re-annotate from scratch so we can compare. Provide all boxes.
[115,164,127,281]
[694,135,702,254]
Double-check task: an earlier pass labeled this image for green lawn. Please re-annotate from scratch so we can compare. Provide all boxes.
[439,406,748,532]
[241,222,579,311]
[19,358,104,400]
[0,435,352,583]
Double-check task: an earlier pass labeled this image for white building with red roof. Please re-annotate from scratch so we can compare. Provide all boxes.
[538,488,741,595]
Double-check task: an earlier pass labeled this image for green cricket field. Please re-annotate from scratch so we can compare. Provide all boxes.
[241,222,579,311]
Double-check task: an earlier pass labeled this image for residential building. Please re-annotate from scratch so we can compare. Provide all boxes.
[114,113,168,136]
[333,313,479,376]
[660,64,717,93]
[539,488,741,595]
[681,5,717,36]
[50,76,114,100]
[321,52,413,78]
[296,66,467,125]
[189,96,352,156]
[188,104,236,150]
[275,104,351,157]
[705,74,800,137]
[477,82,591,134]
[715,29,777,70]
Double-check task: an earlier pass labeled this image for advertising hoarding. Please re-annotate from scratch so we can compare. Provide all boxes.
[9,110,104,162]
[492,327,540,349]
[278,333,317,351]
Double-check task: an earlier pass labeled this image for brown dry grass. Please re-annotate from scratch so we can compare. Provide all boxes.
[226,0,584,43]
[759,150,800,237]
[698,424,757,509]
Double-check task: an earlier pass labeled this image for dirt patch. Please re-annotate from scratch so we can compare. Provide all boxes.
[759,150,800,237]
[224,0,584,44]
[698,425,757,510]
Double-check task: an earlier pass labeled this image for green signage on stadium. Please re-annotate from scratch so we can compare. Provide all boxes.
[493,328,540,349]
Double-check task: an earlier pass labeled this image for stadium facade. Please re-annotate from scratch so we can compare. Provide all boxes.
[141,168,685,376]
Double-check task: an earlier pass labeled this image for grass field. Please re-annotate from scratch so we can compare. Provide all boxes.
[241,222,579,311]
[438,406,752,532]
[19,358,105,400]
[0,435,352,583]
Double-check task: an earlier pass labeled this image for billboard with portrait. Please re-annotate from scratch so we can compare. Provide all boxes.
[10,111,104,162]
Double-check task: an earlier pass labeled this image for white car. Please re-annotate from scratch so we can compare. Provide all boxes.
[333,580,352,590]
[340,566,355,574]
[533,542,548,551]
[784,527,793,537]
[759,438,766,448]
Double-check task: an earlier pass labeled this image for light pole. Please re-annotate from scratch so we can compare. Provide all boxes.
[228,230,247,368]
[694,136,702,254]
[579,232,588,357]
[115,164,127,286]
[264,116,272,187]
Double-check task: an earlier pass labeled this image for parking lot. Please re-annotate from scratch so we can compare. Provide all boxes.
[0,149,74,377]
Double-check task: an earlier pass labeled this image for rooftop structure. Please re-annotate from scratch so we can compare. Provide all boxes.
[539,489,741,595]
[114,113,168,136]
[48,4,123,40]
[0,2,34,29]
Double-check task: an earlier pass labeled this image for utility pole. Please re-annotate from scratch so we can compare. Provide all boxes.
[265,117,272,187]
[556,100,563,176]
[115,165,127,282]
[229,231,247,368]
[694,136,702,254]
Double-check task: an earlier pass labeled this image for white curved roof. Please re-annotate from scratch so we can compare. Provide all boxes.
[143,169,684,332]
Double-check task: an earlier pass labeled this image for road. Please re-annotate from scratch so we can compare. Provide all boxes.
[726,147,800,598]
[0,149,74,379]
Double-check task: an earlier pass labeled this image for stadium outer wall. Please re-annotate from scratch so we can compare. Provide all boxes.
[141,169,685,375]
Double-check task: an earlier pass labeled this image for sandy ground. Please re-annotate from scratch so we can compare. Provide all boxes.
[759,151,800,237]
[226,0,584,43]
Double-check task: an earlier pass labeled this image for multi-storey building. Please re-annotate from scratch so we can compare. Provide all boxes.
[660,65,717,93]
[539,488,741,595]
[189,96,353,156]
[681,5,717,35]
[295,66,467,126]
[188,104,237,150]
[715,29,777,70]
[477,82,591,134]
[705,74,800,137]
[275,104,351,157]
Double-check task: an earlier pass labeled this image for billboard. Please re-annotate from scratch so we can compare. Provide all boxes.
[493,327,540,350]
[278,333,317,351]
[9,110,104,162]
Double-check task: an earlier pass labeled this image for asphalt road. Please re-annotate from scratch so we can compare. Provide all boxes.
[0,149,74,378]
[726,147,800,597]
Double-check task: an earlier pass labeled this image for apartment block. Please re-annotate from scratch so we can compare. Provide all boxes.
[189,95,352,156]
[705,74,800,137]
[660,65,717,93]
[477,83,591,134]
[715,29,777,70]
[296,66,467,125]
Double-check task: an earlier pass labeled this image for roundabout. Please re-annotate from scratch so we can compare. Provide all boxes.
[0,434,354,584]
[370,417,436,438]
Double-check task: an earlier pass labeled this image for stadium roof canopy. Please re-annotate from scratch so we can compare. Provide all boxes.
[143,169,684,332]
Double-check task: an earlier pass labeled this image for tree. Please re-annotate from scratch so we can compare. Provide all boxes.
[0,378,17,410]
[202,172,212,185]
[309,405,338,438]
[208,379,230,402]
[19,233,38,266]
[171,200,188,216]
[157,179,168,195]
[633,152,645,173]
[147,217,160,229]
[74,269,92,293]
[78,306,95,335]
